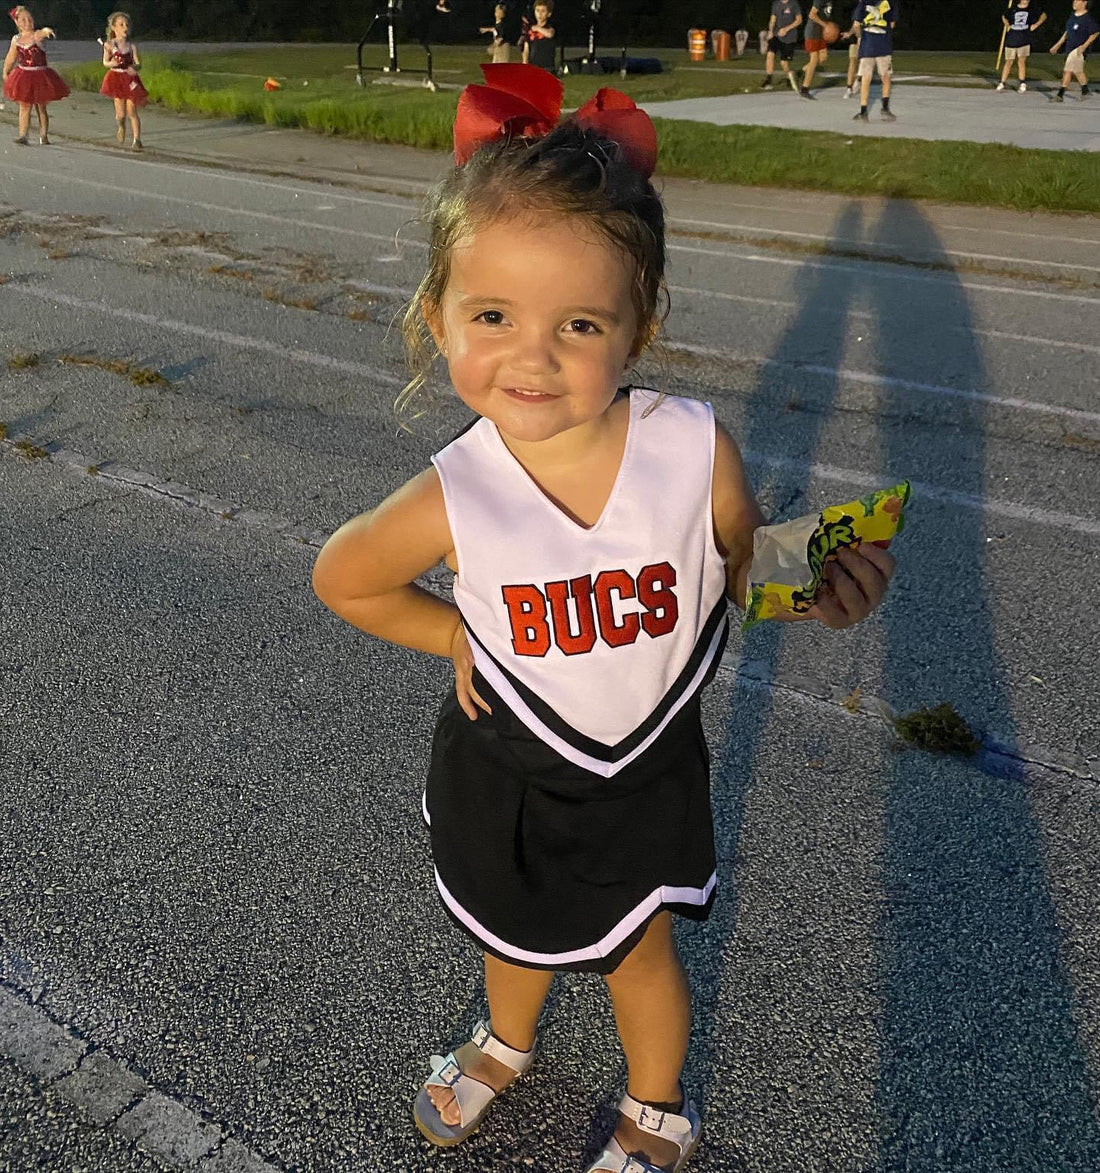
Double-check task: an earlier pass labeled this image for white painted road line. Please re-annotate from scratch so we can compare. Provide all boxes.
[9,285,404,386]
[667,284,1100,354]
[10,284,1097,427]
[669,242,1100,304]
[740,450,1100,537]
[665,340,1100,427]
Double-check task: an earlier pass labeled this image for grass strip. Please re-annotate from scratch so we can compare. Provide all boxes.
[61,51,1100,213]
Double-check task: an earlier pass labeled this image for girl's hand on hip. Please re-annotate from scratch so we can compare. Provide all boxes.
[450,623,492,720]
[807,541,895,629]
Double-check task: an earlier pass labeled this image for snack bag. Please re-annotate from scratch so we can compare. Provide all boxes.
[742,482,910,631]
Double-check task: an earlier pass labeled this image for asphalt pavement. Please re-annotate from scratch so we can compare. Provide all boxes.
[1,92,1099,1173]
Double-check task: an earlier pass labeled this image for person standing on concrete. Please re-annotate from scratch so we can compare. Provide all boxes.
[850,0,898,122]
[800,0,837,97]
[761,0,803,91]
[997,0,1046,92]
[1050,0,1099,101]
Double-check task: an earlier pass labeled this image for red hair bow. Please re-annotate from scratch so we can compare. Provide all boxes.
[9,8,20,18]
[453,63,657,179]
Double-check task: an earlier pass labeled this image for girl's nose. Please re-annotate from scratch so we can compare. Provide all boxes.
[511,328,562,374]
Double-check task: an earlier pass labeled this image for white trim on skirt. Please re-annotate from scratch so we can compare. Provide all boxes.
[434,867,717,967]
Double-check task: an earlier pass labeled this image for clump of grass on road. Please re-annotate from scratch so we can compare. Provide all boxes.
[895,702,981,757]
[58,353,167,386]
[7,352,41,371]
[60,48,1100,213]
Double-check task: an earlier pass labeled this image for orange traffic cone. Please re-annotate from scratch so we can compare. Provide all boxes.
[263,77,281,91]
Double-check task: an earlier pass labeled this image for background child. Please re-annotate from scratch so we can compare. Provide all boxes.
[761,0,803,91]
[100,10,147,150]
[1050,0,1099,100]
[480,3,511,63]
[520,0,556,71]
[800,0,838,96]
[312,63,894,1173]
[998,0,1045,92]
[2,5,67,145]
[851,0,898,121]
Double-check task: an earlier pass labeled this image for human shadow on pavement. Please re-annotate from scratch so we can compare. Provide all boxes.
[686,202,870,1161]
[870,201,1100,1172]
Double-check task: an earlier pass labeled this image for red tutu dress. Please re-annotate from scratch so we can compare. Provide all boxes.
[99,45,147,106]
[3,39,70,104]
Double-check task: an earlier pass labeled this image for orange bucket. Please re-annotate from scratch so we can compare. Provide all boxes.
[712,30,731,61]
[688,28,707,61]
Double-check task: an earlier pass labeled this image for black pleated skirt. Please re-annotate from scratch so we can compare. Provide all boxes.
[424,671,716,974]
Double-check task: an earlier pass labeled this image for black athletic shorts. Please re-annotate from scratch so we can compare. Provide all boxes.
[768,36,797,61]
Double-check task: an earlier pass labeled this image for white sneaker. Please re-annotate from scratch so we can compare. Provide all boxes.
[844,85,853,98]
[996,82,1005,91]
[1019,82,1027,92]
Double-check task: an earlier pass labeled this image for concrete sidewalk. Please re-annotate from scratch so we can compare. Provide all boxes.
[642,80,1100,152]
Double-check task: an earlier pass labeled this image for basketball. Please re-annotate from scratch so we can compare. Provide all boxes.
[822,20,841,44]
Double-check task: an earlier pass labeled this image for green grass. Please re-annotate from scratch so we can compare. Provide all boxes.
[60,47,1100,213]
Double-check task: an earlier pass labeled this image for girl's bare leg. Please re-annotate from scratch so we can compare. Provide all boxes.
[604,913,691,1169]
[17,102,31,139]
[113,97,126,142]
[127,99,141,144]
[35,104,47,142]
[426,952,553,1127]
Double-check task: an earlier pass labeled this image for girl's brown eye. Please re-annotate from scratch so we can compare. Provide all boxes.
[569,319,599,334]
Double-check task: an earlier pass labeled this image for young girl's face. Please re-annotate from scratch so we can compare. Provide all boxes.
[112,16,131,37]
[534,4,550,24]
[429,215,642,448]
[13,9,34,33]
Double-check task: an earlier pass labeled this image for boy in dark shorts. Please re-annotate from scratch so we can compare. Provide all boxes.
[851,0,898,122]
[1050,0,1099,100]
[761,0,803,92]
[998,0,1046,91]
[800,0,838,97]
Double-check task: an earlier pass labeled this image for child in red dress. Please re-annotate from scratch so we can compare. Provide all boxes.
[100,10,146,151]
[2,5,69,145]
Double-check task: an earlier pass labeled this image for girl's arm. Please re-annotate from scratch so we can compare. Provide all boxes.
[3,38,17,80]
[1034,13,1047,29]
[102,38,112,66]
[541,24,556,37]
[313,467,459,656]
[131,44,140,70]
[1050,33,1065,50]
[33,27,55,43]
[711,423,894,628]
[313,467,494,718]
[711,423,766,608]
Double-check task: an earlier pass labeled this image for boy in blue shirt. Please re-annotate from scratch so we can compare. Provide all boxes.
[850,0,898,122]
[997,0,1046,92]
[1050,0,1099,100]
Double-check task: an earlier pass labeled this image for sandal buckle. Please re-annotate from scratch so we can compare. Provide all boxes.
[472,1021,491,1049]
[636,1105,665,1133]
[436,1058,462,1087]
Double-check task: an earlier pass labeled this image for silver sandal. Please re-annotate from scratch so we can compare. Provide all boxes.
[585,1090,702,1172]
[413,1019,535,1146]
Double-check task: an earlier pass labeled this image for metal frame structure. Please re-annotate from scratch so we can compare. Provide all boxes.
[356,0,435,91]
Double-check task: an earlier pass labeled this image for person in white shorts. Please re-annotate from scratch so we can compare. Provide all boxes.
[850,0,898,121]
[998,0,1046,92]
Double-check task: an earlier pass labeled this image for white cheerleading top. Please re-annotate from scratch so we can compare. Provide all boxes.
[431,389,729,778]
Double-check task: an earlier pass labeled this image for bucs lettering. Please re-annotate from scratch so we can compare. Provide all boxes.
[502,562,679,656]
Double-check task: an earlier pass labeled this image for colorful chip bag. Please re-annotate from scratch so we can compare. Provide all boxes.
[742,481,911,631]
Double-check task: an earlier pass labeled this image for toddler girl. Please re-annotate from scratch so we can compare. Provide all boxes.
[100,10,146,151]
[313,63,894,1172]
[2,5,68,145]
